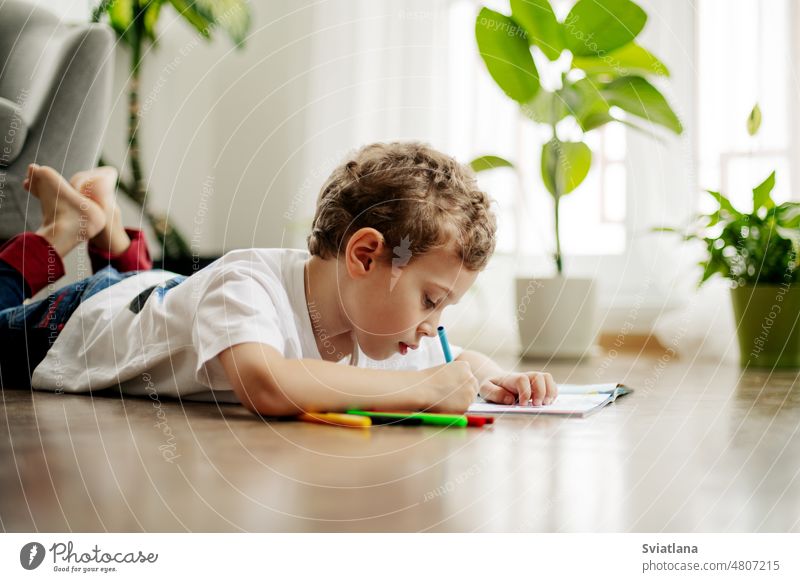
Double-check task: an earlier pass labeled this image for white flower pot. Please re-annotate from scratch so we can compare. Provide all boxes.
[515,276,598,359]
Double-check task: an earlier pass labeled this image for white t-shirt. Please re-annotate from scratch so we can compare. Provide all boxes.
[31,249,462,404]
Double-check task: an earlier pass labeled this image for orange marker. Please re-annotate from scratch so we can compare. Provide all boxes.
[298,412,372,428]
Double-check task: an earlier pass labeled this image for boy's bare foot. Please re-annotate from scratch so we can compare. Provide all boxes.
[23,163,107,259]
[70,167,131,256]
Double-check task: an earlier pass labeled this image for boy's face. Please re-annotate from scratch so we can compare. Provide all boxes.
[341,230,478,360]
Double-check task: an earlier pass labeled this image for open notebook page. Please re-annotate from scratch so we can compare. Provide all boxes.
[468,383,629,417]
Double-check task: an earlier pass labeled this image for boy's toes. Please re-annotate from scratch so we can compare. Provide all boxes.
[70,166,119,202]
[97,166,118,181]
[26,164,44,198]
[23,163,36,193]
[33,165,72,191]
[69,169,91,191]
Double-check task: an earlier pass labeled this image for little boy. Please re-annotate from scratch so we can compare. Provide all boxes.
[0,142,557,415]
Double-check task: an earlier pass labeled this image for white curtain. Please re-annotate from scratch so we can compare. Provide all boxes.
[295,0,453,251]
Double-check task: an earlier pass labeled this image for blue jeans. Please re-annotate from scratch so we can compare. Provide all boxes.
[0,263,144,387]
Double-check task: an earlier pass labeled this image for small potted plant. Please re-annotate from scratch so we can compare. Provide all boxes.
[660,169,800,368]
[470,0,683,359]
[658,104,800,368]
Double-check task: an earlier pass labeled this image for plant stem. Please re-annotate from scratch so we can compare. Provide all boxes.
[554,191,562,275]
[90,0,113,23]
[124,1,192,260]
[550,116,563,276]
[94,1,194,261]
[128,2,146,208]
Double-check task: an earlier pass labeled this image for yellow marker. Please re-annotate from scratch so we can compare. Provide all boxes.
[298,412,372,428]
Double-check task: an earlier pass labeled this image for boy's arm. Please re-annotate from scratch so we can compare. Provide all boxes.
[217,342,478,416]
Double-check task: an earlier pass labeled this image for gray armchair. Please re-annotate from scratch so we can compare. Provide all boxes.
[0,1,113,239]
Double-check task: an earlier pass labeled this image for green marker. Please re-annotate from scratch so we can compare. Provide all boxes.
[346,410,468,427]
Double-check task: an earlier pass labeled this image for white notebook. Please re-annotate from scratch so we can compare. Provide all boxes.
[468,383,631,418]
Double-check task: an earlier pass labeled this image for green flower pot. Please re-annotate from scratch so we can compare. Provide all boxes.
[731,284,800,368]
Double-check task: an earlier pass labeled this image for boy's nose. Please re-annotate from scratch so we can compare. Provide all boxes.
[417,320,438,338]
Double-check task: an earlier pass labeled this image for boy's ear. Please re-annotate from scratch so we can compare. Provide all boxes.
[345,227,385,277]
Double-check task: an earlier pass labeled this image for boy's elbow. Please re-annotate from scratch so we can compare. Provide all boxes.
[236,375,278,415]
[218,343,299,417]
[242,364,299,417]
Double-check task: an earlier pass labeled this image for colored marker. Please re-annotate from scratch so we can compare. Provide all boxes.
[346,410,467,427]
[437,325,453,363]
[362,415,424,426]
[465,414,495,427]
[298,412,371,428]
[436,325,496,426]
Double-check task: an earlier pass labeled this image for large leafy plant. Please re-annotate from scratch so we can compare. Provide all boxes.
[471,0,682,273]
[91,0,251,260]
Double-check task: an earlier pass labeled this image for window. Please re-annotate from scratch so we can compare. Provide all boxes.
[697,0,793,212]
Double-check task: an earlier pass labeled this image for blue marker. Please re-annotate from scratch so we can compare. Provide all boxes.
[437,325,453,363]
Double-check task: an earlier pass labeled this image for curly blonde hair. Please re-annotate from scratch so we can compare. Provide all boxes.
[307,142,496,270]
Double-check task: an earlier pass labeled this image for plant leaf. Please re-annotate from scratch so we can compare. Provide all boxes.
[562,0,647,57]
[602,75,683,134]
[168,0,213,39]
[541,139,592,196]
[572,42,669,77]
[699,257,721,286]
[106,0,133,42]
[510,0,564,61]
[706,189,740,217]
[776,202,800,228]
[580,110,615,131]
[753,171,776,212]
[476,7,540,104]
[747,103,762,136]
[776,225,800,244]
[561,77,610,131]
[522,89,569,125]
[190,0,252,46]
[143,0,164,42]
[470,155,515,172]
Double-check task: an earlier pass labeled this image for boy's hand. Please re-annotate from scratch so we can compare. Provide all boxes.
[421,361,479,413]
[478,371,557,406]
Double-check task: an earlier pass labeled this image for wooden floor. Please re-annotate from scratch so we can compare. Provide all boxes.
[2,352,799,532]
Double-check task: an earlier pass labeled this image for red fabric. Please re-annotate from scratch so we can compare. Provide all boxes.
[0,232,65,297]
[88,228,152,273]
[0,228,151,298]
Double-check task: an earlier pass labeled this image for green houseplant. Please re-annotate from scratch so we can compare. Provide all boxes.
[90,0,251,268]
[469,0,683,358]
[661,173,800,367]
